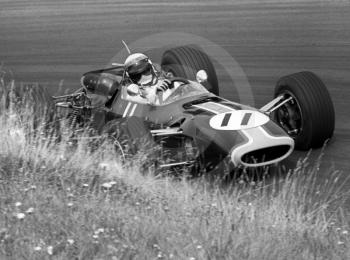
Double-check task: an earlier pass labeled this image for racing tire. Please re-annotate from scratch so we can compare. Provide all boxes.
[274,71,335,150]
[161,45,219,95]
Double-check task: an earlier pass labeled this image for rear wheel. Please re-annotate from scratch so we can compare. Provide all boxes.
[161,45,219,95]
[274,71,335,150]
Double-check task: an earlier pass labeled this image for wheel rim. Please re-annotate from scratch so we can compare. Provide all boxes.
[275,91,303,138]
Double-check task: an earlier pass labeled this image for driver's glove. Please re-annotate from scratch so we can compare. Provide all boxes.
[156,79,171,92]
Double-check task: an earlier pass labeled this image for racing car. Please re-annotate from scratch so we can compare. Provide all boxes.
[5,45,335,174]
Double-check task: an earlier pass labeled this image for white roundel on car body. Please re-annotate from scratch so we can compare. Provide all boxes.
[209,110,270,130]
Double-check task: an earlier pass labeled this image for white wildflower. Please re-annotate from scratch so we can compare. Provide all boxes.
[67,239,74,245]
[102,181,116,189]
[95,228,104,234]
[26,207,34,214]
[15,202,22,207]
[16,213,25,220]
[102,182,112,189]
[34,246,42,251]
[47,245,53,255]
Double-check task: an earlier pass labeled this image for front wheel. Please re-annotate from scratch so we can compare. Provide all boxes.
[274,71,335,150]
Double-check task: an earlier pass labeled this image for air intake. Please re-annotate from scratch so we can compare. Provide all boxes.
[241,145,291,166]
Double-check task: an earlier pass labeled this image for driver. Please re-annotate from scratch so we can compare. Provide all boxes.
[123,53,171,105]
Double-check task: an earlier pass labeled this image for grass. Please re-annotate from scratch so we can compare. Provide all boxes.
[0,79,349,259]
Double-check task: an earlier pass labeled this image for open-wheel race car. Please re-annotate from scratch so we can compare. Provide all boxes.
[4,45,336,174]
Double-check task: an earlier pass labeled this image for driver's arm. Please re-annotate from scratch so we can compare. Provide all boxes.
[161,81,182,101]
[143,79,172,105]
[125,84,159,105]
[125,84,149,104]
[141,86,158,105]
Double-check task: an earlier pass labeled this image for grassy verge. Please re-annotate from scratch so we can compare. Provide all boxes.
[0,80,349,259]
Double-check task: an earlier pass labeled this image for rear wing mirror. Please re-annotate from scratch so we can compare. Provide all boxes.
[196,70,208,83]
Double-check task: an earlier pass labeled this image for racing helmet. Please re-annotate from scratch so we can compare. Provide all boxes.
[124,53,157,85]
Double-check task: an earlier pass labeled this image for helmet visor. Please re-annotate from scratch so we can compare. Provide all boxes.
[127,59,152,83]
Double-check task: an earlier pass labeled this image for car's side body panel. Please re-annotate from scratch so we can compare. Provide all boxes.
[56,70,294,170]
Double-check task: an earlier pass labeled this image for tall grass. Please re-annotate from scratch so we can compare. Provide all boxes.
[0,79,349,259]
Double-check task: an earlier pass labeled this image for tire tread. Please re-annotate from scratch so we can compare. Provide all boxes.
[161,45,219,95]
[275,71,335,150]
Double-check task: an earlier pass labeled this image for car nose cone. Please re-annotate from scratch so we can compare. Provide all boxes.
[230,126,294,167]
[209,110,270,131]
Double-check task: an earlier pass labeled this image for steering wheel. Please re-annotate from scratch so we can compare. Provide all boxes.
[156,77,190,105]
[155,77,189,94]
[168,77,189,88]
